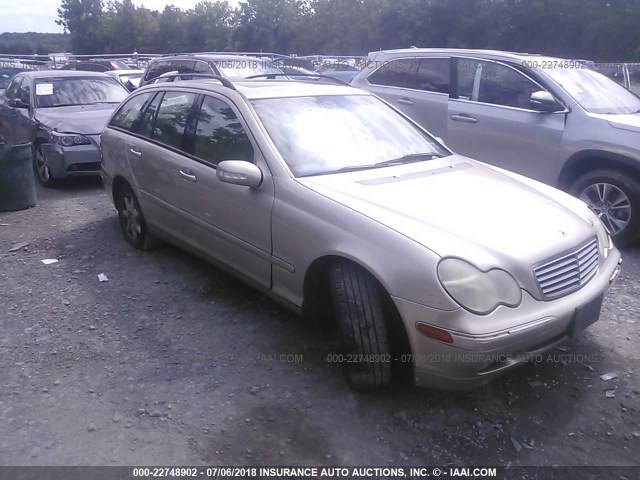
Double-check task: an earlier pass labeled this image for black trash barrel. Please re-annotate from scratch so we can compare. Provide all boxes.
[0,143,37,211]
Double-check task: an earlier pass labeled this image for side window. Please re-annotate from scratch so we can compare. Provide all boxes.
[368,58,418,88]
[409,58,450,94]
[193,96,254,165]
[153,91,197,150]
[458,59,543,109]
[16,77,30,105]
[137,93,163,138]
[5,76,23,100]
[109,93,153,131]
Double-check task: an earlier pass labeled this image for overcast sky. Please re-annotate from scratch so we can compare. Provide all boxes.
[0,0,239,34]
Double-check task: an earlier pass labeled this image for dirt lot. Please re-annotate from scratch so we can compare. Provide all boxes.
[1,180,639,472]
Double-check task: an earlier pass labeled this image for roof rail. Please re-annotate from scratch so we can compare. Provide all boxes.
[151,73,236,90]
[244,73,351,86]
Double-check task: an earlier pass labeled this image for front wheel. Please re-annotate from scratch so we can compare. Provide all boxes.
[570,169,640,247]
[34,144,58,187]
[330,262,392,390]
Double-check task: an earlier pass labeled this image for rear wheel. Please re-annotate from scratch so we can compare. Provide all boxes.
[329,262,391,390]
[569,169,640,246]
[115,183,157,250]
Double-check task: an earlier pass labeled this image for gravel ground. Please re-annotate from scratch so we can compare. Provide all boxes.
[1,180,639,471]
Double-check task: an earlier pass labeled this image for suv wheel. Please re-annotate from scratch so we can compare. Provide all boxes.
[570,169,640,246]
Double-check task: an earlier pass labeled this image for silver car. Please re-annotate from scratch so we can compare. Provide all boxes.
[352,49,640,245]
[100,78,621,390]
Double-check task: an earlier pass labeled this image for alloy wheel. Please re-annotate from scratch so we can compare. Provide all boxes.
[579,182,632,235]
[121,194,142,243]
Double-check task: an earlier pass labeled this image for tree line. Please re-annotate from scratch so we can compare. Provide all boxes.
[4,0,640,61]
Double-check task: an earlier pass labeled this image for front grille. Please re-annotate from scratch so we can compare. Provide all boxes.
[533,238,599,300]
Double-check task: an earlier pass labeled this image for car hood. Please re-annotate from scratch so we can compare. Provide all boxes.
[297,155,596,292]
[35,104,118,135]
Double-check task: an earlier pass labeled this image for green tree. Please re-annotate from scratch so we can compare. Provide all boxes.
[56,0,106,54]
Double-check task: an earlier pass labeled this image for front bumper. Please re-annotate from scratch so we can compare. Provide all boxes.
[41,140,101,179]
[393,249,622,390]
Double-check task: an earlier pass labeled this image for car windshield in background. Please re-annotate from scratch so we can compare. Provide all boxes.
[543,66,640,114]
[213,59,282,79]
[34,77,128,108]
[251,94,449,177]
[110,60,130,70]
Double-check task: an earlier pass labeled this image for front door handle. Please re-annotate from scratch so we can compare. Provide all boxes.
[129,147,142,158]
[397,98,414,105]
[450,114,478,124]
[180,169,197,182]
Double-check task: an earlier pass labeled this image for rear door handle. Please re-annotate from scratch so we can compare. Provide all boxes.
[129,147,142,158]
[397,98,414,105]
[450,114,478,124]
[180,169,197,182]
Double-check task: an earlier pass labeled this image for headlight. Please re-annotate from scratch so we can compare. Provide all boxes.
[437,258,522,315]
[50,131,90,147]
[587,209,612,258]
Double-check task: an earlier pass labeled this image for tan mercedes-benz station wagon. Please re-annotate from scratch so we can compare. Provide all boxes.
[100,77,621,390]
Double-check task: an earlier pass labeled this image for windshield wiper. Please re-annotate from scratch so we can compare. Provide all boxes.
[305,153,445,177]
[374,152,446,167]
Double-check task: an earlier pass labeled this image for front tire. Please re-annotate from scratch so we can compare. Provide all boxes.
[569,169,640,246]
[115,183,156,250]
[330,262,392,390]
[34,144,58,187]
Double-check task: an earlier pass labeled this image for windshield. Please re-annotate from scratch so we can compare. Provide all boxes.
[251,95,449,177]
[34,76,128,108]
[214,59,282,79]
[543,66,640,114]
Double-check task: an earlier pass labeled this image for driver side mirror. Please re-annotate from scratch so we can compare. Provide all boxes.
[530,91,562,112]
[10,98,29,109]
[217,160,263,188]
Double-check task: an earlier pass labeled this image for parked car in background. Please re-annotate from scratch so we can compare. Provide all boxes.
[100,77,620,391]
[139,54,283,86]
[105,69,144,91]
[353,48,640,245]
[316,58,360,82]
[277,64,320,80]
[0,70,129,186]
[0,58,44,95]
[62,59,131,72]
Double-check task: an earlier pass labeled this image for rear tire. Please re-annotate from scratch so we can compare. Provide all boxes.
[115,183,158,250]
[330,262,391,390]
[569,169,640,246]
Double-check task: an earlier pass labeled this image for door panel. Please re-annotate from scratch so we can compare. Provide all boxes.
[126,91,196,238]
[446,58,565,185]
[179,94,274,289]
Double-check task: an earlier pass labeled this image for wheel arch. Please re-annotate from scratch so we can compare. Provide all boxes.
[302,254,413,379]
[557,150,640,191]
[111,175,131,208]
